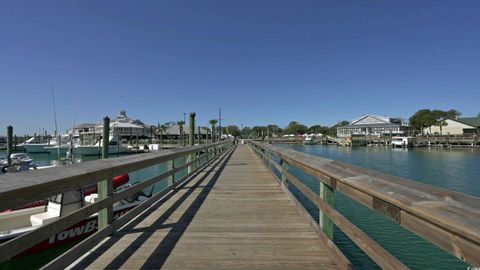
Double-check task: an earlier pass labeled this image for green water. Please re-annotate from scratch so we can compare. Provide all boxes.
[0,150,187,270]
[276,144,480,270]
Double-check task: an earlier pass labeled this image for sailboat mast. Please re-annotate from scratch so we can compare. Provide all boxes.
[51,85,60,157]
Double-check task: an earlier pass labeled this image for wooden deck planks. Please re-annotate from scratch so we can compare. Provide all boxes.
[71,145,339,270]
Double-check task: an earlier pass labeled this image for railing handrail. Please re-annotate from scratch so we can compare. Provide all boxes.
[0,141,227,213]
[0,141,232,265]
[249,141,480,267]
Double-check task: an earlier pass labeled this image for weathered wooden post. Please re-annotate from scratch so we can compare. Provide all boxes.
[188,113,195,173]
[179,124,184,147]
[280,158,289,187]
[198,126,201,145]
[14,135,17,152]
[320,183,334,239]
[6,126,13,166]
[268,151,273,171]
[167,159,175,185]
[98,116,113,230]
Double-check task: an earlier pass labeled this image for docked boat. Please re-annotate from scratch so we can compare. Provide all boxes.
[391,136,413,148]
[23,135,69,153]
[73,137,132,156]
[22,142,51,153]
[303,135,318,145]
[44,145,71,156]
[0,153,36,173]
[0,174,148,257]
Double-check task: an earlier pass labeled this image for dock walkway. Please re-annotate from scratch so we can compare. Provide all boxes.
[71,144,338,269]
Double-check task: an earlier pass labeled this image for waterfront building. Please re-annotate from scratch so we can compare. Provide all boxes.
[69,123,97,137]
[69,110,154,139]
[163,124,210,140]
[337,114,409,137]
[423,114,480,135]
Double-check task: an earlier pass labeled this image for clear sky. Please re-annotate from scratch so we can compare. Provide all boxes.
[1,0,479,135]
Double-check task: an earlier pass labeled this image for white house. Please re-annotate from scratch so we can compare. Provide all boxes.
[337,114,409,137]
[423,115,480,135]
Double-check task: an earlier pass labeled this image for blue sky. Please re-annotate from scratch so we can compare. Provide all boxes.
[1,0,479,135]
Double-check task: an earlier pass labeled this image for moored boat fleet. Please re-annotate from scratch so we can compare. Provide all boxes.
[0,149,147,257]
[21,135,133,156]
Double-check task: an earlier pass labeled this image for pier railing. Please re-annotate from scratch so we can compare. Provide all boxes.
[249,141,480,269]
[0,141,232,269]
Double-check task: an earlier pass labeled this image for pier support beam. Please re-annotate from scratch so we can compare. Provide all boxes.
[98,116,113,230]
[320,183,334,239]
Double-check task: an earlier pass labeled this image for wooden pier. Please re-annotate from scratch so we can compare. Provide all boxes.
[1,141,480,269]
[69,144,339,269]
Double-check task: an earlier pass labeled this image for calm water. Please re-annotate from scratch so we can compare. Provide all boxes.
[276,144,480,270]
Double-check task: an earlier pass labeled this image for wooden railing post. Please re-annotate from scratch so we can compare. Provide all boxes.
[268,151,273,171]
[98,116,113,230]
[6,126,13,166]
[320,182,334,239]
[280,159,289,187]
[167,159,175,185]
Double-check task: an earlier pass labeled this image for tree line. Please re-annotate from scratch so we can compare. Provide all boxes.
[160,108,464,140]
[210,120,351,139]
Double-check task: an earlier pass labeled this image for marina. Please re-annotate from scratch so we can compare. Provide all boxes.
[2,1,480,269]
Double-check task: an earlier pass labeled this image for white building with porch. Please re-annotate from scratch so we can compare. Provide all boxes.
[337,114,409,137]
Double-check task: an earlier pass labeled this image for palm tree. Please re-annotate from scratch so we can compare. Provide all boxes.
[156,123,167,148]
[209,119,218,142]
[177,121,185,146]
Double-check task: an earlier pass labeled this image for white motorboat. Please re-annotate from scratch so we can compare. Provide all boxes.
[0,176,148,257]
[22,142,50,153]
[303,134,318,145]
[73,136,132,156]
[23,135,69,153]
[0,153,36,173]
[391,136,413,148]
[44,145,71,156]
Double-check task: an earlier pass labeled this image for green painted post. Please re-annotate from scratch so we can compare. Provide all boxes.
[320,183,334,239]
[188,113,195,173]
[6,126,13,166]
[14,135,17,153]
[268,151,273,171]
[98,116,113,230]
[198,126,201,145]
[280,159,289,187]
[167,159,175,185]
